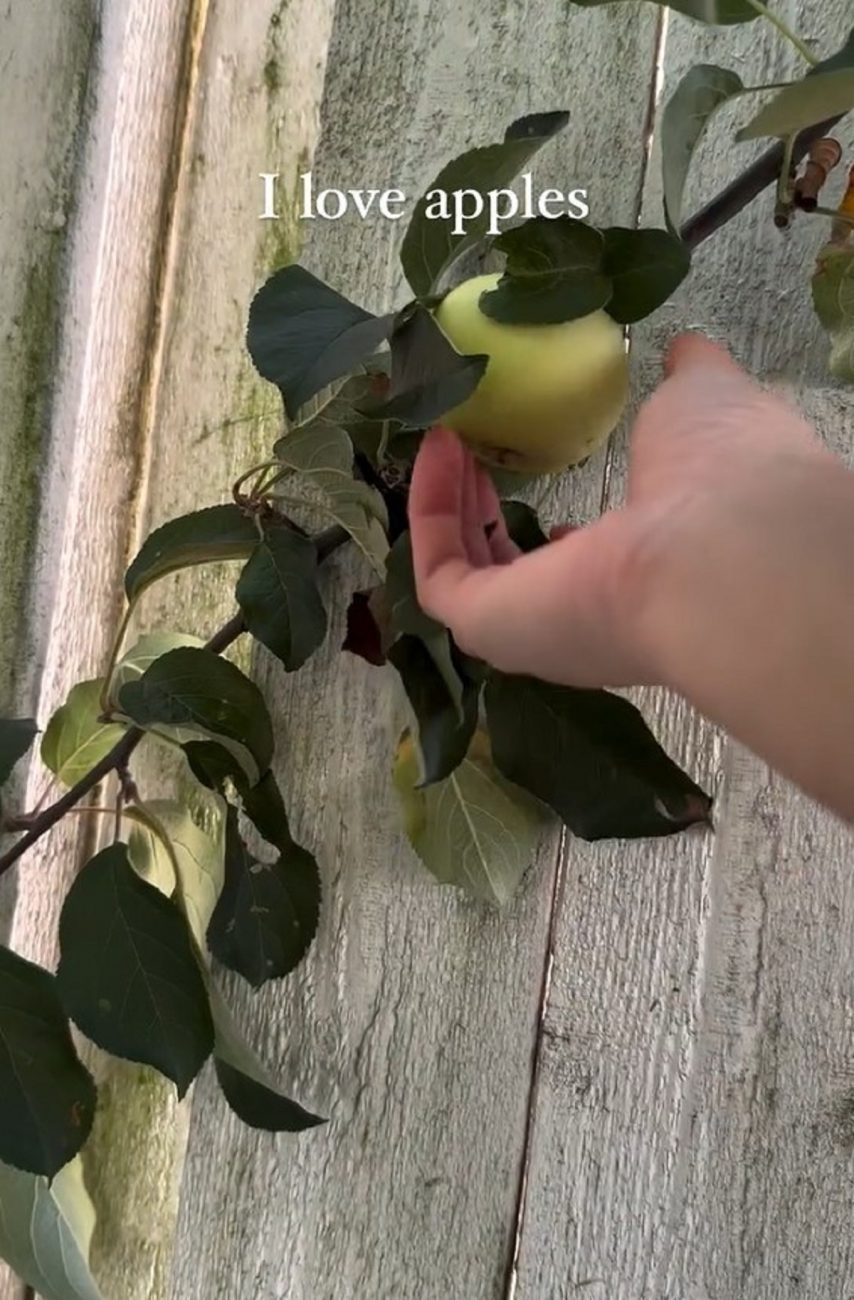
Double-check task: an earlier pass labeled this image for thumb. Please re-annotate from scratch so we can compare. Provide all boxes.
[664,331,744,380]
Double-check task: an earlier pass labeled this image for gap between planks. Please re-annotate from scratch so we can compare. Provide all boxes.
[503,11,671,1297]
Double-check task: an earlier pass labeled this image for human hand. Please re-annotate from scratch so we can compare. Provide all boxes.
[408,332,835,690]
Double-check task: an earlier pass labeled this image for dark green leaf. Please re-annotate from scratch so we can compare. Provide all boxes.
[0,719,36,790]
[601,227,691,324]
[738,29,854,140]
[385,531,465,714]
[485,673,712,840]
[118,647,274,787]
[247,265,395,418]
[236,523,327,670]
[481,218,611,324]
[238,768,296,852]
[0,1158,105,1300]
[388,635,479,784]
[0,947,96,1178]
[661,64,745,233]
[501,501,549,552]
[57,844,214,1096]
[206,805,320,988]
[41,681,126,788]
[363,306,487,428]
[567,0,758,23]
[124,505,258,602]
[211,986,323,1132]
[342,588,390,666]
[400,111,570,297]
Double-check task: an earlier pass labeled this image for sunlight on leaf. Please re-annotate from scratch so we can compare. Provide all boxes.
[41,681,126,788]
[0,1157,104,1300]
[812,242,854,381]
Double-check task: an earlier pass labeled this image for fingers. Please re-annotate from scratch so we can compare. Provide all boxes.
[474,462,519,563]
[461,448,492,567]
[664,331,745,379]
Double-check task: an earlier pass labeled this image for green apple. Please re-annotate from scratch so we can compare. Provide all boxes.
[433,273,629,473]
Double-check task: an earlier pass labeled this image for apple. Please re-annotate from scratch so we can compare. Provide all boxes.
[433,273,629,473]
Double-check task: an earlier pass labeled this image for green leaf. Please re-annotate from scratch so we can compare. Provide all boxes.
[661,64,745,233]
[109,631,205,703]
[567,0,758,23]
[236,523,328,670]
[41,681,126,789]
[0,947,96,1177]
[400,110,570,296]
[118,647,274,788]
[126,799,225,948]
[210,985,323,1132]
[57,844,214,1096]
[601,227,691,324]
[481,218,611,324]
[737,30,854,140]
[364,305,488,428]
[388,635,479,785]
[0,1157,105,1300]
[501,501,549,552]
[484,673,712,840]
[272,423,389,575]
[124,505,258,603]
[393,728,550,906]
[342,587,391,665]
[206,805,320,988]
[237,768,298,852]
[385,531,465,715]
[812,243,854,381]
[0,718,36,810]
[247,264,396,418]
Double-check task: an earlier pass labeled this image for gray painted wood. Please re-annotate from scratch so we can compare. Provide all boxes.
[167,4,658,1299]
[514,5,854,1298]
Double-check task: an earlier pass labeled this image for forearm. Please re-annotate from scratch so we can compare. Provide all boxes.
[647,455,854,822]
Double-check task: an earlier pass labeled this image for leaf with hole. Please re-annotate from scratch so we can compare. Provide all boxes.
[210,985,323,1132]
[0,945,97,1178]
[481,218,611,324]
[485,673,712,839]
[812,243,854,381]
[124,505,258,603]
[0,1157,105,1300]
[118,647,274,788]
[661,64,745,232]
[363,305,488,428]
[247,264,396,418]
[57,844,214,1096]
[400,110,570,296]
[393,727,550,906]
[388,635,479,785]
[206,804,320,987]
[737,29,854,140]
[272,424,389,575]
[40,681,126,789]
[567,0,758,23]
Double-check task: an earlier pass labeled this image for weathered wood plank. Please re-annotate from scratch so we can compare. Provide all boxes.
[515,5,854,1297]
[167,3,658,1297]
[1,2,210,1296]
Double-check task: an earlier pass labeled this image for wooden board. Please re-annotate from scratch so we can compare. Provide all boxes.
[513,5,854,1298]
[166,3,659,1298]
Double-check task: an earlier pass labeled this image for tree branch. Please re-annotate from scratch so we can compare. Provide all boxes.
[680,115,845,250]
[0,524,349,878]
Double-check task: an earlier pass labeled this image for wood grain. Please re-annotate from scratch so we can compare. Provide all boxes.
[167,3,658,1298]
[513,6,854,1298]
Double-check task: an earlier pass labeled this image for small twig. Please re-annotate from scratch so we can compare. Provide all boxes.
[680,115,845,249]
